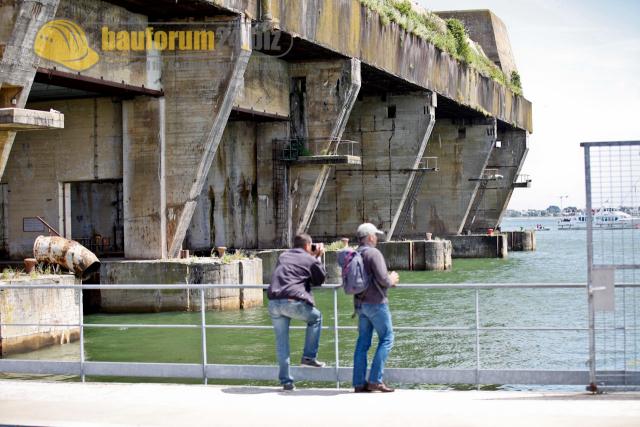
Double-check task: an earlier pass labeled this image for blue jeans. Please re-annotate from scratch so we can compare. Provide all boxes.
[353,303,394,387]
[268,299,322,385]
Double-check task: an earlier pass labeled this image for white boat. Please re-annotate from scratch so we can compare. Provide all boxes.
[558,208,640,230]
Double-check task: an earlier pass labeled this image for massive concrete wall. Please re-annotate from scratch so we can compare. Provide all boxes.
[308,92,435,241]
[435,10,519,78]
[406,117,496,237]
[213,0,532,132]
[288,59,361,239]
[464,127,528,232]
[187,121,258,251]
[162,18,252,258]
[0,0,61,179]
[6,98,122,258]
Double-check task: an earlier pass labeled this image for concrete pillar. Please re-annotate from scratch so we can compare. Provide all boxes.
[308,92,436,241]
[464,127,529,232]
[164,17,252,258]
[411,117,497,237]
[288,59,361,241]
[122,97,166,259]
[0,0,61,179]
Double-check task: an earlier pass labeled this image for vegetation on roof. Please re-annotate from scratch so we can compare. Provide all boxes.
[358,0,523,95]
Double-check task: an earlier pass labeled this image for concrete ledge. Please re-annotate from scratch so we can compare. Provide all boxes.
[449,235,508,258]
[99,258,263,313]
[295,155,361,165]
[0,108,64,130]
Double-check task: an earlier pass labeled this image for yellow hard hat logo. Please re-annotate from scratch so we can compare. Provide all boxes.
[34,19,99,72]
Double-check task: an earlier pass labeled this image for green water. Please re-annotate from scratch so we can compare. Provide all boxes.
[6,217,640,389]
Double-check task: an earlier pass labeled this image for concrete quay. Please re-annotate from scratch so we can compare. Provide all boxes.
[0,381,638,427]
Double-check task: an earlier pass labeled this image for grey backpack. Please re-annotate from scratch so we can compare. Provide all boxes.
[337,247,369,295]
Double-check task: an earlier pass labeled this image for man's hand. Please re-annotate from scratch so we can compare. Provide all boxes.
[389,271,399,287]
[313,243,325,258]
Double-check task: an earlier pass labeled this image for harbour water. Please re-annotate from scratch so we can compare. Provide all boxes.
[4,217,640,390]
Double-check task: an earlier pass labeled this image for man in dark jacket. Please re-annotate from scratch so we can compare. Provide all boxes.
[267,233,326,391]
[352,223,399,393]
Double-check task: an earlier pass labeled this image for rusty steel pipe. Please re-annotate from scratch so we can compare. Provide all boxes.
[33,236,101,279]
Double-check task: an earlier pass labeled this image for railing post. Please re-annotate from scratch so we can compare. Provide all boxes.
[79,284,85,382]
[475,288,480,390]
[333,287,340,389]
[200,288,208,385]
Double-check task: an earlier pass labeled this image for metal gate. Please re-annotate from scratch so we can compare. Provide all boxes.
[584,141,640,391]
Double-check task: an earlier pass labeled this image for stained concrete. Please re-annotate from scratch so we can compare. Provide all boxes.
[0,274,79,357]
[309,93,435,241]
[505,231,536,252]
[435,10,519,78]
[1,381,638,427]
[408,118,497,237]
[99,258,263,313]
[464,127,529,232]
[449,234,508,259]
[6,98,123,259]
[0,0,61,179]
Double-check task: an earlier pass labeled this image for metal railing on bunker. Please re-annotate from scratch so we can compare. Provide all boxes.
[1,282,639,389]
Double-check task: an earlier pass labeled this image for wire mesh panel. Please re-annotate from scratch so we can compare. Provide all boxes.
[583,141,640,391]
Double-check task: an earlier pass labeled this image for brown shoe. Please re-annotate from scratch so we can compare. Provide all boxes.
[354,383,371,393]
[367,382,395,393]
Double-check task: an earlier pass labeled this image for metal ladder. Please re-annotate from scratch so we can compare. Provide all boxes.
[395,170,427,239]
[272,141,289,246]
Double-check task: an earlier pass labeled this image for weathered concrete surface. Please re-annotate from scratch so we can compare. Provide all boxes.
[377,241,412,271]
[464,128,528,232]
[289,59,361,239]
[413,240,453,271]
[219,0,533,132]
[163,17,252,258]
[0,108,63,130]
[233,52,289,118]
[99,258,263,312]
[2,382,638,427]
[505,231,536,252]
[309,93,435,241]
[449,234,507,259]
[435,10,519,78]
[408,118,497,237]
[6,98,123,259]
[0,0,61,179]
[186,121,258,251]
[0,274,79,357]
[123,97,166,259]
[254,249,286,284]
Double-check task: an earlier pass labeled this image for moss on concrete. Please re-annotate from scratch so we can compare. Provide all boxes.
[358,0,523,95]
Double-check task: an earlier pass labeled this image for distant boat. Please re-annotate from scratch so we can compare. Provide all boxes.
[558,208,640,230]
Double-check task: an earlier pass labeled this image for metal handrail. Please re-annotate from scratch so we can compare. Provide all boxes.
[1,282,639,388]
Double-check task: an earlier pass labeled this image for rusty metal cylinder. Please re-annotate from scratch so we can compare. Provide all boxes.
[33,235,101,279]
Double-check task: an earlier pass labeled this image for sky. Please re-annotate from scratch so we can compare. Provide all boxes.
[418,0,640,210]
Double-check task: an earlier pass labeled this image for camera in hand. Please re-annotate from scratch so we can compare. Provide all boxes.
[311,244,317,252]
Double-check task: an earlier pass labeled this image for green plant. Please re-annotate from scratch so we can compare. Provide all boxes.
[325,240,349,251]
[220,250,248,264]
[510,70,522,91]
[357,0,524,95]
[446,18,471,62]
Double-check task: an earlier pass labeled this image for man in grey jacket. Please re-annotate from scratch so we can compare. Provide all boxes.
[352,223,399,393]
[267,233,326,391]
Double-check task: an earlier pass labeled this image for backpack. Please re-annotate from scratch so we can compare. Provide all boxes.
[337,247,369,295]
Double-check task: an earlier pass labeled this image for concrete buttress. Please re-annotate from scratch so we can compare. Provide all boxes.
[410,117,497,237]
[464,127,529,232]
[309,92,437,241]
[288,59,361,240]
[0,0,61,179]
[164,17,252,258]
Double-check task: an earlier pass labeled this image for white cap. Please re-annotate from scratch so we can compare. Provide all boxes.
[356,223,385,238]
